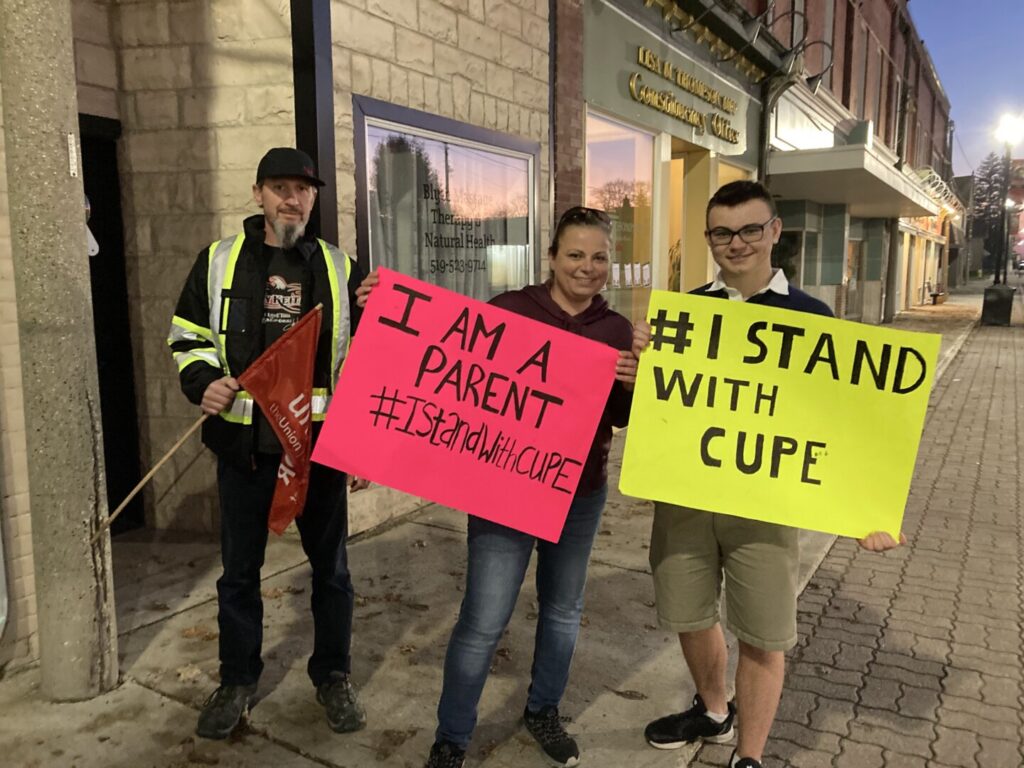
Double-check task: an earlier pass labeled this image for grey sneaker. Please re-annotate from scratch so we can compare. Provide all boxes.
[424,740,466,768]
[316,671,366,733]
[523,705,580,767]
[644,694,735,749]
[195,683,257,740]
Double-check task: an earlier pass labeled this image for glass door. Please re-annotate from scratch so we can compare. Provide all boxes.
[585,110,654,325]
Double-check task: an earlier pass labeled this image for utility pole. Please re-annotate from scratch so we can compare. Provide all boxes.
[0,0,118,698]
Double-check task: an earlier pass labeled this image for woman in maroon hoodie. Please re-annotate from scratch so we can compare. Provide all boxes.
[358,206,637,768]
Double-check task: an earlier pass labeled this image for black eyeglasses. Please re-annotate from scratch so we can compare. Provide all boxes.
[558,206,612,227]
[706,216,777,246]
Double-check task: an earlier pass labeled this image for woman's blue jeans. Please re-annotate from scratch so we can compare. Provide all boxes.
[435,485,608,749]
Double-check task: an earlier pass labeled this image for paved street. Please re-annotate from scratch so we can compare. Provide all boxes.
[1,281,1019,768]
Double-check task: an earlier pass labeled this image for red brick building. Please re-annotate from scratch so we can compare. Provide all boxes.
[555,0,961,323]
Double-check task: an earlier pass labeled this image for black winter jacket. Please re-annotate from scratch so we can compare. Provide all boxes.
[169,214,364,466]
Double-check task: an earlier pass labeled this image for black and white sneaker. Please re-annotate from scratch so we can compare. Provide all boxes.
[644,694,735,750]
[729,749,763,768]
[423,740,466,768]
[523,705,580,767]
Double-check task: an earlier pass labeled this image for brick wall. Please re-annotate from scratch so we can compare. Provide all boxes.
[551,0,583,223]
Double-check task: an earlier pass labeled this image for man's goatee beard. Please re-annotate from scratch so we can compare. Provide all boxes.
[273,220,305,249]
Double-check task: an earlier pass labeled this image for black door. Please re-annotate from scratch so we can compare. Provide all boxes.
[80,115,144,534]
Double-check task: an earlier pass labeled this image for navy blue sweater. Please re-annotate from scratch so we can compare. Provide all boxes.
[692,282,835,318]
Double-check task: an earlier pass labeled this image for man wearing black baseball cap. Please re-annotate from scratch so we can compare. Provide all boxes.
[168,147,368,740]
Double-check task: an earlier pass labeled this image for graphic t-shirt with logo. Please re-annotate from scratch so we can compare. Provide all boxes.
[256,245,311,453]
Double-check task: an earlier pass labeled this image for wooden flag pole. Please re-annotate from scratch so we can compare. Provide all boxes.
[91,413,209,545]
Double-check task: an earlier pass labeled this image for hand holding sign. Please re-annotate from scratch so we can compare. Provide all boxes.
[355,268,379,308]
[313,269,619,542]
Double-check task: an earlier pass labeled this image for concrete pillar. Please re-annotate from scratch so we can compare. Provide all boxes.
[0,0,118,698]
[882,218,901,322]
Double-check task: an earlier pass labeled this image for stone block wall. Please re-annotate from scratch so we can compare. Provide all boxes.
[121,0,552,532]
[330,0,552,258]
[74,0,120,120]
[113,0,296,530]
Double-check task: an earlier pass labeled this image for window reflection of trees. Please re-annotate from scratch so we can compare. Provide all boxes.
[368,130,531,301]
[587,177,653,323]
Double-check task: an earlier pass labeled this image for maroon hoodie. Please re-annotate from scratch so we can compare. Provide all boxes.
[489,284,633,496]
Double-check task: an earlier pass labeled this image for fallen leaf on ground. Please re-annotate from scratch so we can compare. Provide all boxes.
[605,686,647,700]
[176,664,203,683]
[181,626,218,641]
[375,728,418,760]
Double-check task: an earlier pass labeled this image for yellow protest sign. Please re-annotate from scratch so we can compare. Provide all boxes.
[620,291,940,539]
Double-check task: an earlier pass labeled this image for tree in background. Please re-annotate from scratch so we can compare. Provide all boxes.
[972,152,1007,271]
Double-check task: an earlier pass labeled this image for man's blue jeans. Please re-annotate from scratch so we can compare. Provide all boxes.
[435,485,608,749]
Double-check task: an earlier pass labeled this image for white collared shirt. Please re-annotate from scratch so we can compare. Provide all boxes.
[706,268,790,302]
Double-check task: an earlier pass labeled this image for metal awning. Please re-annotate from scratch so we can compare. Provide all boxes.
[767,144,940,218]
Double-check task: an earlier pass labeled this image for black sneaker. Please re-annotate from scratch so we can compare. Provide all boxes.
[424,740,466,768]
[644,694,735,750]
[316,671,366,733]
[523,705,580,767]
[729,750,763,768]
[195,683,257,740]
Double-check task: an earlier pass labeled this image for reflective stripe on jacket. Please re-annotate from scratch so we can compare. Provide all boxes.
[169,233,351,424]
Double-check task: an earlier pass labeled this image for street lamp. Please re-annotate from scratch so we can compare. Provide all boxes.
[993,114,1024,284]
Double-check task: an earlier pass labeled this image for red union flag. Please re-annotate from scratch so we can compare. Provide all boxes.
[238,305,322,534]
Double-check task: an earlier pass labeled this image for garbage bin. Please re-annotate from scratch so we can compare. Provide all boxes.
[981,284,1015,326]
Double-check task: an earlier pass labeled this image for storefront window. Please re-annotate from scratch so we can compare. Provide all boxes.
[364,118,534,302]
[585,111,654,325]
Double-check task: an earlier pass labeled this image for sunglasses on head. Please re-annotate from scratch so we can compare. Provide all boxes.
[557,206,612,227]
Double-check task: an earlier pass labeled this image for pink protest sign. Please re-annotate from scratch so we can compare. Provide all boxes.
[312,268,618,542]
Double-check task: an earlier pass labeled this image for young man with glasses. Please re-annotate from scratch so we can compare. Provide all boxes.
[633,180,904,768]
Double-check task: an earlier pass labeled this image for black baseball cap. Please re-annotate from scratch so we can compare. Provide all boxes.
[255,147,325,187]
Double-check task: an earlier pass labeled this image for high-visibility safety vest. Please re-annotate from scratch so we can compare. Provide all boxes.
[168,233,352,425]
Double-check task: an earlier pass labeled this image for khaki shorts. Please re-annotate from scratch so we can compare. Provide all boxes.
[649,502,799,652]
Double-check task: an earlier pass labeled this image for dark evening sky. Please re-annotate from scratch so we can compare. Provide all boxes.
[909,0,1024,177]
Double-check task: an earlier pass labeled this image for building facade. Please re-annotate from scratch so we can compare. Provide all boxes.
[763,0,961,320]
[0,0,965,676]
[552,0,961,327]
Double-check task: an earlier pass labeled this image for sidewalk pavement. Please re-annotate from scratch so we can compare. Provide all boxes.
[0,283,998,768]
